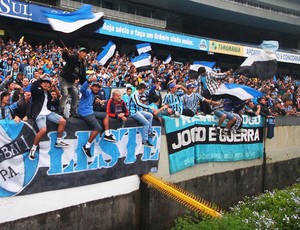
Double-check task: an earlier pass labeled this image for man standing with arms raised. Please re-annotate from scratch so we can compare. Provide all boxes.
[59,47,88,118]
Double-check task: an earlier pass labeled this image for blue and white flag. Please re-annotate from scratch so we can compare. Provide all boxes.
[189,61,216,79]
[236,40,278,80]
[214,83,264,100]
[136,43,152,55]
[131,53,152,72]
[97,41,116,66]
[190,61,216,72]
[43,4,104,35]
[163,54,172,64]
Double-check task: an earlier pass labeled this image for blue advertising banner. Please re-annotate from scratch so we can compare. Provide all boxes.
[164,115,264,174]
[98,20,209,51]
[0,118,161,197]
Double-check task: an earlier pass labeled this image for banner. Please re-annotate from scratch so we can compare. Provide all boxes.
[164,115,264,174]
[0,118,161,197]
[209,41,244,56]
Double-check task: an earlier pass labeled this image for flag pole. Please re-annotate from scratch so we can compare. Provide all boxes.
[59,39,67,49]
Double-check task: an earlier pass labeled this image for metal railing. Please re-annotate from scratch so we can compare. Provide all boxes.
[222,0,300,18]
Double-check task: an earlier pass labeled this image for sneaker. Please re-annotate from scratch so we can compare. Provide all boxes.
[143,140,154,147]
[70,113,80,118]
[171,111,180,118]
[231,129,237,134]
[148,132,156,138]
[236,129,247,134]
[55,141,69,148]
[82,145,92,157]
[221,128,229,135]
[104,134,117,142]
[29,148,36,160]
[215,127,221,135]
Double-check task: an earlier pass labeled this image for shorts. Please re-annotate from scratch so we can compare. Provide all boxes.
[36,112,62,130]
[214,110,235,120]
[82,114,102,131]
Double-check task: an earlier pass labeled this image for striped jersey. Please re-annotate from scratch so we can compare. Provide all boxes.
[162,92,183,114]
[129,91,151,115]
[182,93,204,113]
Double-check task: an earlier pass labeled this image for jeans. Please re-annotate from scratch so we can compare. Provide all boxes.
[131,111,153,142]
[94,111,107,119]
[36,112,62,130]
[82,114,102,131]
[59,77,79,116]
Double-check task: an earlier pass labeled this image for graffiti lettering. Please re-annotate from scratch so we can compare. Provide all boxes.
[0,166,18,181]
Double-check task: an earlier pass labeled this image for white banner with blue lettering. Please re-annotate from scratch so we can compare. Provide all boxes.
[0,119,161,197]
[163,115,264,174]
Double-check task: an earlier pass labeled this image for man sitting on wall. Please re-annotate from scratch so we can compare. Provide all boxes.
[78,76,103,158]
[102,90,129,142]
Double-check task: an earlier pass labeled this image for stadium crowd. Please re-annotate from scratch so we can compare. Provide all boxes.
[1,38,300,156]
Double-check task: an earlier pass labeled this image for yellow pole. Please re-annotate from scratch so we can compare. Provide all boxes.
[141,174,222,218]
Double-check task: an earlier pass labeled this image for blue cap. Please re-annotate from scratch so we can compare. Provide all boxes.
[187,83,195,89]
[169,83,176,89]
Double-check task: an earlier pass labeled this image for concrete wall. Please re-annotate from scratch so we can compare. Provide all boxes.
[1,118,300,230]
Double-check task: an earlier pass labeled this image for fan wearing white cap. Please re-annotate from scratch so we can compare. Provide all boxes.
[182,83,221,117]
[161,82,185,117]
[29,74,69,160]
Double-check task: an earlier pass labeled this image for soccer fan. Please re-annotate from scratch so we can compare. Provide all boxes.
[29,76,69,160]
[78,76,103,157]
[102,90,129,142]
[128,83,156,146]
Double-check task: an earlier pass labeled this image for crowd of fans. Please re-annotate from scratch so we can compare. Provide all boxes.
[1,37,300,128]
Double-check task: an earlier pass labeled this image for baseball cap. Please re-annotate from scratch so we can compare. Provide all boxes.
[187,83,195,89]
[41,77,51,83]
[140,96,147,101]
[78,47,88,52]
[169,83,177,89]
[91,81,101,87]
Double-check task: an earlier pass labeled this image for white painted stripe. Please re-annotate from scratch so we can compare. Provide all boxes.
[0,175,140,224]
[47,12,103,33]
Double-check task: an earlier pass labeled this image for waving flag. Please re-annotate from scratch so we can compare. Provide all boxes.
[131,53,152,72]
[97,41,116,66]
[43,4,104,38]
[163,54,172,64]
[136,43,152,55]
[189,61,216,79]
[236,40,278,80]
[214,83,263,100]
